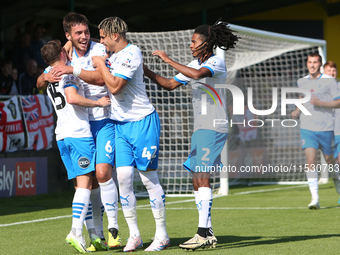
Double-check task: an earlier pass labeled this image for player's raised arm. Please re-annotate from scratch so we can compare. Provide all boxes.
[143,64,182,91]
[151,50,212,80]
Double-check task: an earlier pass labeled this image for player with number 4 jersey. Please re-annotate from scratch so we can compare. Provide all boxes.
[92,17,169,252]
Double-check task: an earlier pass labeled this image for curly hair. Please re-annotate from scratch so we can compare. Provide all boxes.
[194,19,239,63]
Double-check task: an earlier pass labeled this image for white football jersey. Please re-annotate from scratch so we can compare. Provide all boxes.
[297,74,340,132]
[71,41,109,121]
[46,74,92,140]
[106,44,154,122]
[174,55,228,133]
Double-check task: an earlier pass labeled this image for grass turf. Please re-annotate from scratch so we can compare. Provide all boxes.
[1,182,340,254]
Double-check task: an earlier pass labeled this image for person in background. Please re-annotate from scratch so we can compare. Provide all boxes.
[322,61,340,201]
[292,53,340,209]
[12,32,34,76]
[323,61,337,79]
[0,59,18,95]
[17,59,38,95]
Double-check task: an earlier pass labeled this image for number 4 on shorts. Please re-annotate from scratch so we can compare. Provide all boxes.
[142,146,157,160]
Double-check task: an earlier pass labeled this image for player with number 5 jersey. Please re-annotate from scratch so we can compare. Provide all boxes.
[41,39,111,253]
[92,17,169,252]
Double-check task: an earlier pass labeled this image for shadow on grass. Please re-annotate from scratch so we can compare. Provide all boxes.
[164,234,340,251]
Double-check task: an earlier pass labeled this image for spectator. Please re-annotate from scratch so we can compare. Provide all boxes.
[17,59,38,95]
[11,66,18,90]
[29,24,48,69]
[11,67,18,82]
[0,59,18,95]
[42,21,54,44]
[24,20,36,38]
[12,32,34,76]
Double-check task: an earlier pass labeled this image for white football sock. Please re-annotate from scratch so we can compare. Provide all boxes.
[198,187,212,229]
[195,190,212,229]
[72,188,91,237]
[117,166,139,237]
[99,178,119,230]
[89,187,104,239]
[308,178,319,201]
[139,170,168,239]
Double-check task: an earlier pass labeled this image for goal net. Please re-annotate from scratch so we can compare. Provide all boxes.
[126,24,326,196]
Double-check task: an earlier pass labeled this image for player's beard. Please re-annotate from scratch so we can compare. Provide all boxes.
[73,39,89,54]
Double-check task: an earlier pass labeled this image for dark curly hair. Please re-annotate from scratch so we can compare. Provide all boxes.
[194,19,239,63]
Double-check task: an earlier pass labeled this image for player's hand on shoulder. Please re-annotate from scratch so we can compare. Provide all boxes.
[51,65,73,77]
[45,71,62,83]
[97,96,111,107]
[152,50,171,63]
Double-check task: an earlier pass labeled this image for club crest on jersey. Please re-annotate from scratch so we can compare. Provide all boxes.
[121,59,132,68]
[209,59,217,66]
[78,157,90,169]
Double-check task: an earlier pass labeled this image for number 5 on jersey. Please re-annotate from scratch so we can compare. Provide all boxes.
[48,82,66,110]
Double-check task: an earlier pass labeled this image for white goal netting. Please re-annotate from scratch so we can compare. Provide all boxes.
[126,24,326,196]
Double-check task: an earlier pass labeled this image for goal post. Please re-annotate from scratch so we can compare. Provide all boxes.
[126,23,327,197]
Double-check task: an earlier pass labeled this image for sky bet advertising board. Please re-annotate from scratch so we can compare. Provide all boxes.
[0,157,47,197]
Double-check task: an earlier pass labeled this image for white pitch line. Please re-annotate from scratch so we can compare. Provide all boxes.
[232,184,308,195]
[137,207,309,210]
[0,184,312,228]
[0,215,71,227]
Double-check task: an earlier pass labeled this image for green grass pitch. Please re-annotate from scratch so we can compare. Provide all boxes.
[1,182,340,254]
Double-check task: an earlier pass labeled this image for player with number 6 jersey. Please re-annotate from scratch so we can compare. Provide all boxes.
[37,12,121,250]
[92,17,169,252]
